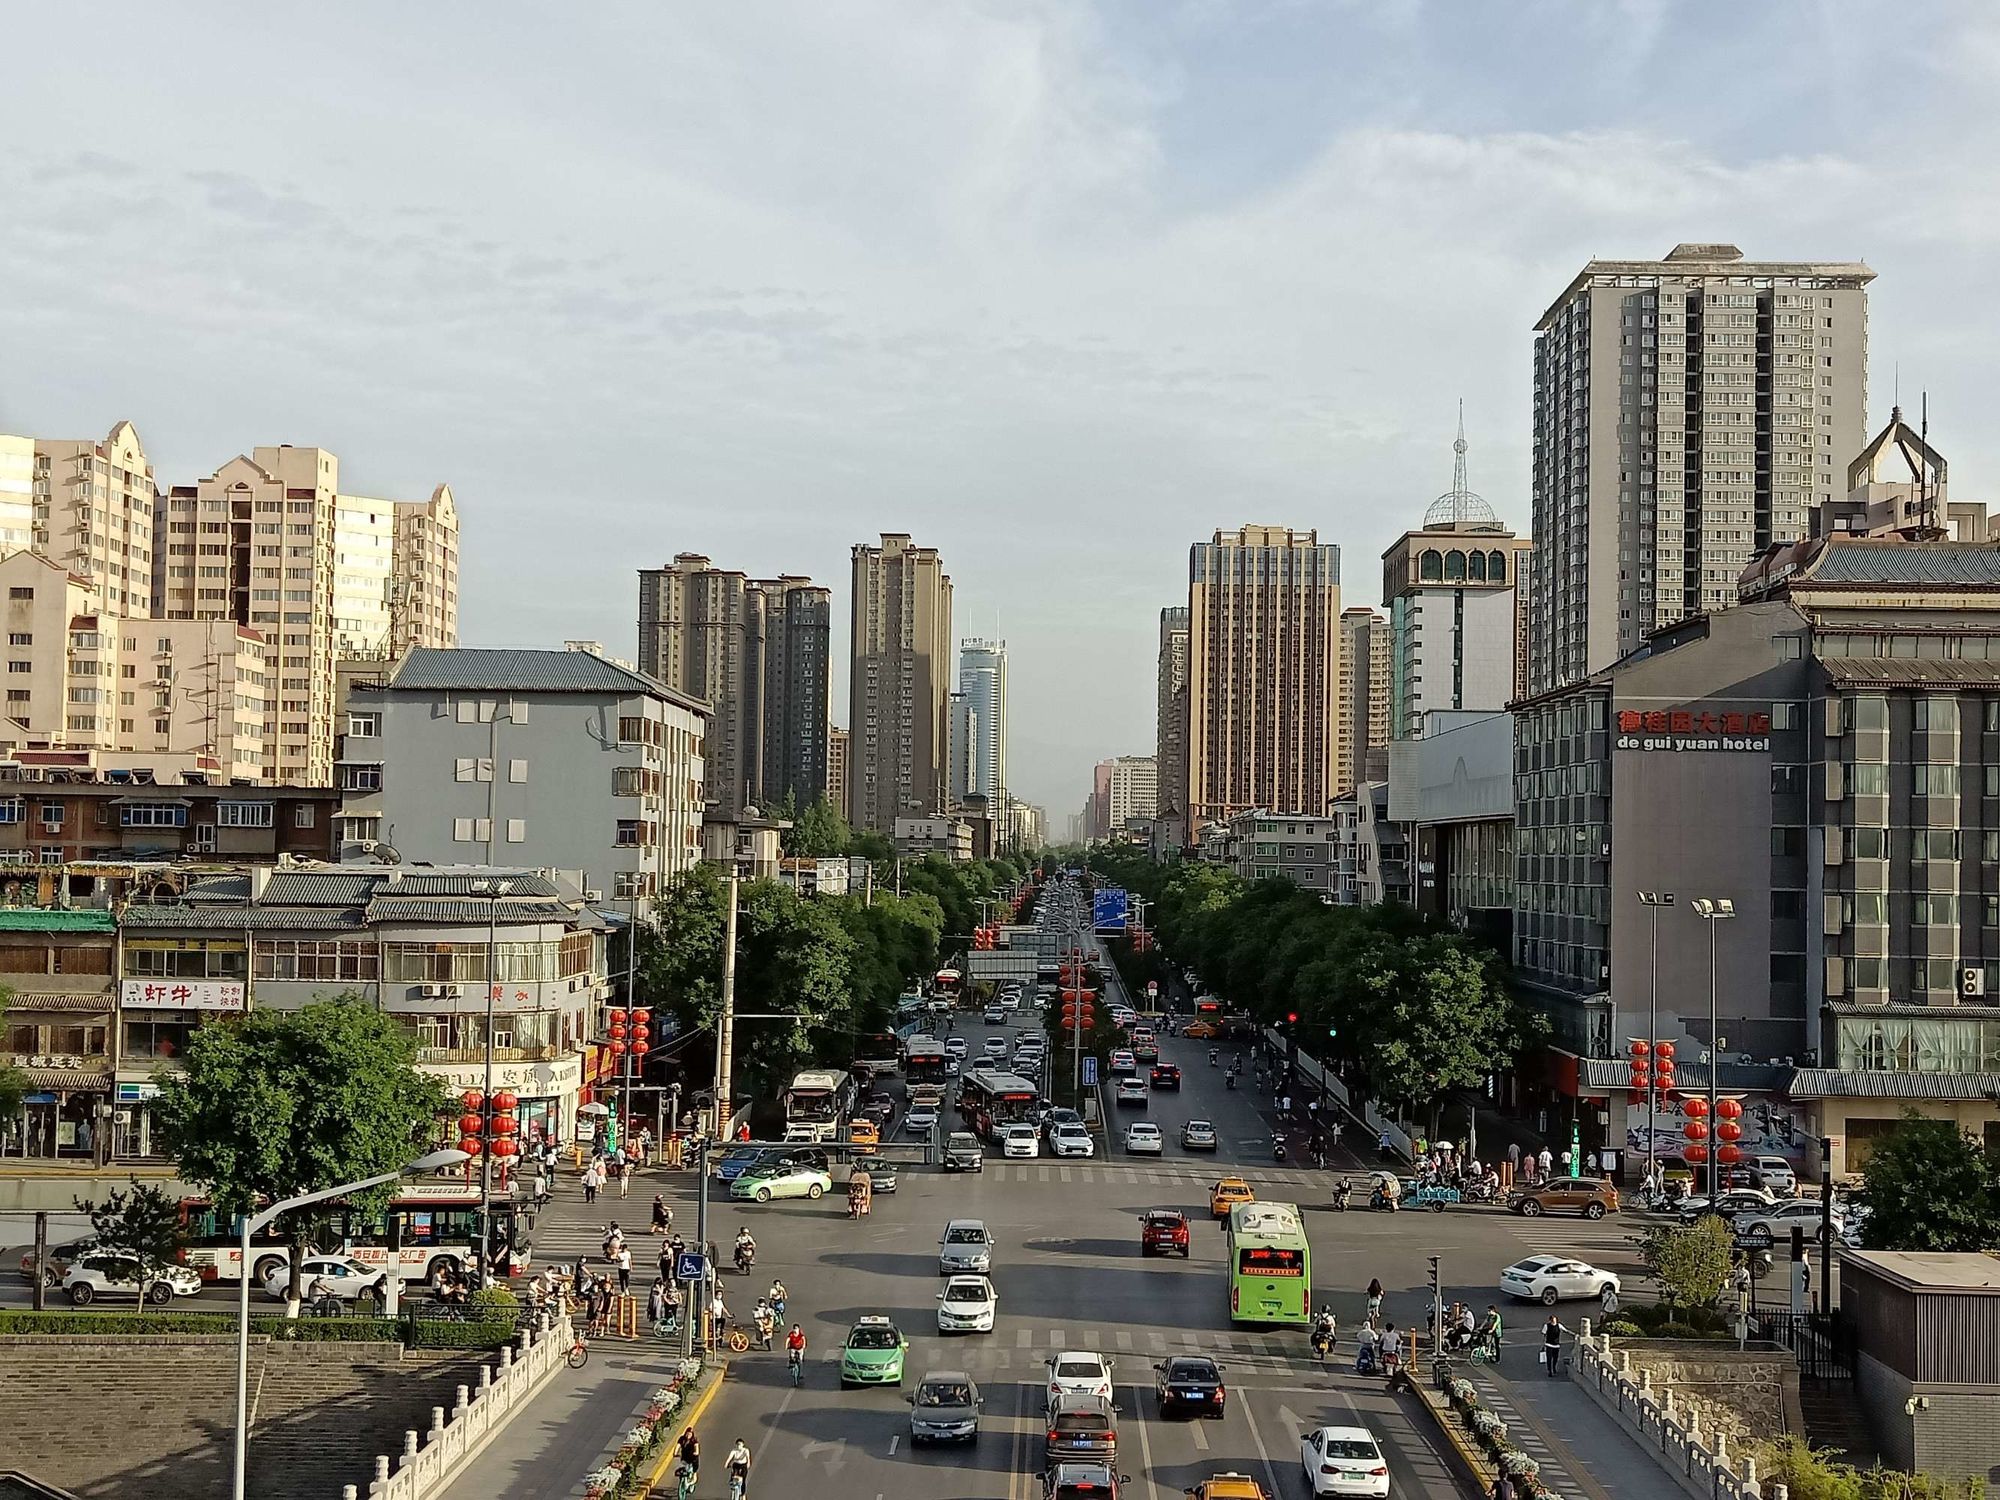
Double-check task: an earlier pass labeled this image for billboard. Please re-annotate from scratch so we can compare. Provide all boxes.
[1091,887,1129,932]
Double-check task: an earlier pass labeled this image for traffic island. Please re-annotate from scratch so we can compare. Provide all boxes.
[1408,1361,1558,1500]
[573,1355,712,1500]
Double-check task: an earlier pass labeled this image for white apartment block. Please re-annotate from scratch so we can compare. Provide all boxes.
[28,421,158,615]
[1105,755,1158,828]
[0,436,34,554]
[333,483,459,660]
[1530,244,1872,695]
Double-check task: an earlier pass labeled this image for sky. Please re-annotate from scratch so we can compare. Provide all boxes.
[4,0,1997,820]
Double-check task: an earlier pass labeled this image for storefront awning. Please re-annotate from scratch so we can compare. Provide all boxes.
[1786,1069,2000,1101]
[1,992,114,1012]
[22,1067,112,1092]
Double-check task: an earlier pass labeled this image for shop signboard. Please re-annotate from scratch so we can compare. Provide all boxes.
[119,979,246,1012]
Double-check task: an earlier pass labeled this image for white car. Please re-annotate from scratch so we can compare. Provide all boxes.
[1046,1350,1114,1410]
[263,1254,390,1307]
[1746,1156,1799,1196]
[1049,1123,1095,1158]
[983,1036,1009,1058]
[1735,1199,1842,1240]
[1115,1077,1149,1109]
[905,1108,940,1135]
[1500,1255,1622,1306]
[1109,1049,1137,1073]
[937,1275,998,1333]
[63,1250,203,1307]
[1002,1123,1041,1159]
[1123,1122,1163,1155]
[1000,995,1022,1011]
[944,1036,969,1058]
[1302,1425,1391,1498]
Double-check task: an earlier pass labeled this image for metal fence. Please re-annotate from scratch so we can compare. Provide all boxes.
[1759,1308,1856,1384]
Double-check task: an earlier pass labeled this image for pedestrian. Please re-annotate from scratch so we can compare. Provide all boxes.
[1559,1147,1572,1176]
[1378,1129,1393,1161]
[1366,1277,1384,1322]
[709,1289,729,1348]
[1537,1146,1553,1178]
[582,1161,600,1204]
[638,1126,653,1165]
[659,1242,675,1284]
[1493,1473,1516,1500]
[736,1123,751,1143]
[617,1244,632,1295]
[530,1162,548,1208]
[651,1194,671,1235]
[603,1223,623,1260]
[648,1279,667,1327]
[573,1256,591,1298]
[618,1157,632,1200]
[1507,1142,1521,1174]
[1542,1315,1563,1378]
[591,1278,613,1335]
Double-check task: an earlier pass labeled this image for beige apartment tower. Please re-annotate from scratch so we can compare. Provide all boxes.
[30,421,158,615]
[848,534,952,833]
[1530,243,1873,695]
[1338,607,1391,795]
[1186,525,1342,828]
[1156,606,1189,818]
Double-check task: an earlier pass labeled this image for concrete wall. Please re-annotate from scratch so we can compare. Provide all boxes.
[1615,1340,1803,1450]
[1856,1348,2000,1480]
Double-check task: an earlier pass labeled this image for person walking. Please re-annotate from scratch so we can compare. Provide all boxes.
[1378,1129,1393,1161]
[617,1154,632,1200]
[616,1243,632,1295]
[648,1279,667,1328]
[1541,1315,1563,1378]
[1366,1277,1384,1322]
[709,1288,730,1349]
[637,1126,653,1165]
[1558,1147,1572,1176]
[651,1193,671,1235]
[1537,1145,1553,1178]
[1507,1141,1521,1176]
[658,1241,676,1285]
[582,1160,600,1204]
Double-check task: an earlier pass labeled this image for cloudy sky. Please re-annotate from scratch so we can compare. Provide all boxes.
[4,1,1995,819]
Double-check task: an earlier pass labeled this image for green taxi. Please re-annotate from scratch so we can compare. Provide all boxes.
[840,1315,909,1386]
[729,1164,833,1203]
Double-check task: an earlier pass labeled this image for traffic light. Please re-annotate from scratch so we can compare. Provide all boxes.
[1285,1011,1299,1026]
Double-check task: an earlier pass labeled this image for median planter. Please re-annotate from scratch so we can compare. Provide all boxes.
[578,1357,705,1500]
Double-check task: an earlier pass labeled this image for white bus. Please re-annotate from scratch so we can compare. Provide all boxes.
[783,1069,857,1142]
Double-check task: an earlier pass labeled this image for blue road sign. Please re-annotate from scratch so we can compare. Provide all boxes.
[1082,1056,1099,1087]
[675,1252,708,1282]
[1091,888,1129,932]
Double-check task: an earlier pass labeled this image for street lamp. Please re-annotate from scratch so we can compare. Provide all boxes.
[233,1147,469,1500]
[1636,891,1676,1178]
[479,877,515,1287]
[1690,897,1736,1195]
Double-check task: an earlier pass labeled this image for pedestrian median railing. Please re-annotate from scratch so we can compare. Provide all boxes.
[337,1310,573,1500]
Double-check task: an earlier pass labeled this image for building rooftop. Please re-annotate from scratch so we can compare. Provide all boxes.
[372,647,705,713]
[1786,1068,2000,1102]
[1840,1249,2000,1293]
[0,909,117,932]
[1537,246,1875,329]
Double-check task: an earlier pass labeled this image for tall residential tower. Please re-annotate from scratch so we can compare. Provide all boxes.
[848,534,952,832]
[956,639,1008,803]
[1155,606,1189,819]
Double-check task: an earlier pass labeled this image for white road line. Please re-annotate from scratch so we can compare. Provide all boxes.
[1083,1328,1102,1348]
[1132,1385,1162,1497]
[886,1435,898,1455]
[1238,1380,1286,1499]
[1147,1332,1167,1351]
[1191,1418,1210,1451]
[1115,1329,1133,1351]
[1017,1327,1033,1347]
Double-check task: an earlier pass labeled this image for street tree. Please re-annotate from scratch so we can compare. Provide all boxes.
[154,995,448,1307]
[785,797,853,858]
[1855,1112,2000,1251]
[1639,1215,1735,1311]
[73,1178,187,1311]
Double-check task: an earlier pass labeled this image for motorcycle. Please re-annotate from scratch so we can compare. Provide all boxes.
[734,1242,757,1276]
[1331,1181,1352,1212]
[1208,1049,1219,1067]
[1272,1136,1288,1163]
[1225,1072,1237,1091]
[1310,1323,1334,1361]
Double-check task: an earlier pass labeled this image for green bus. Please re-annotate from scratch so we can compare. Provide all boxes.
[1227,1200,1311,1326]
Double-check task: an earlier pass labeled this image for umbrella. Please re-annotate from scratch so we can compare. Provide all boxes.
[578,1103,611,1117]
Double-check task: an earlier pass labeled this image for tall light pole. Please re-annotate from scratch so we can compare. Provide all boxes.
[479,877,514,1288]
[621,890,639,1158]
[1691,897,1735,1195]
[1636,891,1675,1179]
[712,862,741,1140]
[234,1150,468,1500]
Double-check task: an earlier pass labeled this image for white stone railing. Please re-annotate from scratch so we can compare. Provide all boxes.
[339,1312,573,1500]
[1572,1323,1781,1500]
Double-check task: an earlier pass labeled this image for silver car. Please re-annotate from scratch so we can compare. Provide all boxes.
[939,1219,994,1274]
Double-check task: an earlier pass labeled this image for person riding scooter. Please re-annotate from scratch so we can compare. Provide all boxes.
[1310,1309,1336,1361]
[1208,1047,1219,1067]
[733,1228,756,1275]
[1331,1179,1353,1212]
[1272,1134,1288,1163]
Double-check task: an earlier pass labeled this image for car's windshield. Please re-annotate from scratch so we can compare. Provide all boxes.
[916,1382,971,1407]
[946,1226,986,1244]
[945,1280,987,1299]
[849,1326,899,1349]
[1325,1440,1380,1460]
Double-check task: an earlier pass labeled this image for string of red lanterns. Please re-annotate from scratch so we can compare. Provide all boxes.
[605,1006,652,1058]
[457,1088,522,1160]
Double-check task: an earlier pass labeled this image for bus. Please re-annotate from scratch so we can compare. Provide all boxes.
[176,1184,532,1286]
[904,1034,950,1085]
[933,968,963,1001]
[1226,1201,1311,1327]
[958,1071,1040,1142]
[784,1069,856,1142]
[853,1030,903,1079]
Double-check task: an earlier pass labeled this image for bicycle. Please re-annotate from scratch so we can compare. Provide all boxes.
[674,1462,697,1500]
[723,1326,752,1354]
[788,1350,804,1387]
[728,1472,748,1500]
[566,1331,589,1369]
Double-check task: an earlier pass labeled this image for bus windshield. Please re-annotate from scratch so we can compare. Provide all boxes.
[904,1036,950,1084]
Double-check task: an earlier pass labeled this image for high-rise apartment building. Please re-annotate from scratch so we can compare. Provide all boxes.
[1529,243,1873,695]
[848,534,952,832]
[1105,755,1159,829]
[956,639,1007,802]
[0,435,34,554]
[1156,606,1189,817]
[947,692,976,807]
[1187,525,1342,827]
[1338,608,1392,794]
[1382,418,1532,736]
[827,724,849,815]
[29,421,158,614]
[636,556,829,816]
[390,484,459,656]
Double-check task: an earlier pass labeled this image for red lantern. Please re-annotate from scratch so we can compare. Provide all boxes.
[1684,1096,1710,1118]
[458,1136,484,1156]
[459,1112,484,1136]
[461,1090,485,1111]
[492,1090,519,1112]
[1715,1120,1741,1142]
[1716,1144,1742,1165]
[492,1115,519,1136]
[1655,1042,1676,1060]
[632,1041,650,1056]
[491,1138,519,1159]
[1684,1142,1708,1163]
[607,1008,627,1025]
[609,1039,627,1055]
[630,1008,650,1023]
[1629,1039,1651,1057]
[610,1024,627,1041]
[1683,1120,1709,1142]
[1716,1098,1743,1120]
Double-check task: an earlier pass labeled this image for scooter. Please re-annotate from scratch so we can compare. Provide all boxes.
[734,1242,756,1276]
[1331,1181,1352,1212]
[1225,1072,1237,1090]
[1272,1136,1288,1163]
[1208,1049,1219,1067]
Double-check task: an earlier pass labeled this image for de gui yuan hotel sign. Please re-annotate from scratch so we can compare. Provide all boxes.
[1616,707,1771,753]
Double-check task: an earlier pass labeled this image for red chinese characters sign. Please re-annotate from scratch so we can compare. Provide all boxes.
[1615,706,1772,752]
[119,979,247,1012]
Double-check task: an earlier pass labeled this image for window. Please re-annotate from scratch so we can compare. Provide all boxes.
[506,818,526,843]
[453,758,492,783]
[1845,696,1887,732]
[125,942,246,979]
[8,588,31,600]
[1850,957,1887,990]
[1914,894,1958,926]
[1915,699,1959,735]
[1844,893,1887,926]
[215,801,274,828]
[255,939,380,982]
[1850,826,1888,860]
[38,802,63,828]
[508,759,527,784]
[295,804,316,828]
[1848,764,1887,797]
[345,712,379,738]
[6,633,29,647]
[338,764,382,792]
[1913,765,1959,798]
[1771,827,1804,857]
[119,803,188,829]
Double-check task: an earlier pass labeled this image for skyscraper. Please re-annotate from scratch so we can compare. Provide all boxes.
[1381,414,1532,736]
[848,533,952,832]
[30,421,158,615]
[826,723,849,816]
[636,555,829,816]
[956,639,1008,802]
[1529,243,1873,694]
[1338,607,1392,793]
[1106,755,1159,830]
[1155,606,1189,817]
[1187,525,1342,827]
[947,691,975,806]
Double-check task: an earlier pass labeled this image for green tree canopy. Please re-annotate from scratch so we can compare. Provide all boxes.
[1856,1113,2000,1251]
[785,797,853,857]
[74,1179,187,1311]
[1639,1214,1734,1310]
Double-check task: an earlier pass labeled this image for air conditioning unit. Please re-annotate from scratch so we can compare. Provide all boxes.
[441,983,464,999]
[112,1110,131,1125]
[583,888,603,902]
[419,983,447,999]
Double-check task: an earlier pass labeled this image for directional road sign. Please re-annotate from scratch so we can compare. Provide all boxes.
[1082,1056,1099,1087]
[1091,888,1129,932]
[1732,1229,1774,1251]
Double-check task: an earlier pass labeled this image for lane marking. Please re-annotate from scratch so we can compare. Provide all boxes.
[1132,1383,1162,1495]
[1238,1379,1286,1500]
[1191,1418,1210,1451]
[886,1434,897,1455]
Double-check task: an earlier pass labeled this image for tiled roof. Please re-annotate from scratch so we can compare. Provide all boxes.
[374,648,701,711]
[364,898,581,925]
[2,993,114,1012]
[182,875,252,902]
[0,909,118,932]
[1803,540,2000,587]
[1579,1058,1790,1092]
[387,872,564,898]
[21,1067,111,1092]
[256,872,380,906]
[1786,1069,2000,1101]
[1818,657,2000,689]
[121,904,364,930]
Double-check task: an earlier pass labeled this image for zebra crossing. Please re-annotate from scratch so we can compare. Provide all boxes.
[981,1161,1340,1189]
[801,1318,1326,1381]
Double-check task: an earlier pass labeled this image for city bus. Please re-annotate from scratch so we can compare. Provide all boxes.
[904,1034,950,1085]
[783,1069,856,1142]
[1226,1201,1311,1326]
[933,968,963,1002]
[958,1070,1040,1143]
[853,1029,903,1079]
[175,1184,532,1286]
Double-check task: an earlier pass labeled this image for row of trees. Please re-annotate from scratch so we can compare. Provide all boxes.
[1084,846,1543,1134]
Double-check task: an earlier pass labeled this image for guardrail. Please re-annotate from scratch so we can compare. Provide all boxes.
[1572,1323,1773,1500]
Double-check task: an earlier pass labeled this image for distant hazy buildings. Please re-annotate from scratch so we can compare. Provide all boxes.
[848,534,952,833]
[1382,417,1532,737]
[637,555,830,816]
[957,639,1008,803]
[1187,525,1342,827]
[29,421,159,616]
[1529,243,1873,695]
[1155,606,1189,821]
[1106,756,1158,828]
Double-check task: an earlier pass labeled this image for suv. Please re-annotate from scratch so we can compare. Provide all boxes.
[1150,1063,1182,1091]
[1047,1391,1119,1463]
[1140,1209,1191,1258]
[1048,1461,1129,1500]
[1115,1078,1149,1109]
[943,1132,986,1172]
[63,1251,202,1307]
[1510,1176,1619,1220]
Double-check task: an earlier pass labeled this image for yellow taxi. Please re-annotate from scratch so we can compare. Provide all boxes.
[848,1119,880,1152]
[1182,1020,1223,1040]
[1209,1177,1255,1220]
[1183,1475,1271,1500]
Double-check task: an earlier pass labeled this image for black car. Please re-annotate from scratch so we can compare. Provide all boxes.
[1046,1461,1128,1499]
[1150,1064,1182,1091]
[1153,1355,1226,1417]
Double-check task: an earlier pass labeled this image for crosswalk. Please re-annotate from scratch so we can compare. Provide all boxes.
[795,1319,1329,1381]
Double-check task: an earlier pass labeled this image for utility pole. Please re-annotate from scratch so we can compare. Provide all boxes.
[1637,891,1675,1179]
[712,863,740,1140]
[621,891,638,1154]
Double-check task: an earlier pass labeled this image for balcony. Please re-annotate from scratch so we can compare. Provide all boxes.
[416,1044,566,1066]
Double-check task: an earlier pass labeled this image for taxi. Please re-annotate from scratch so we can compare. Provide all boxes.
[1182,1019,1222,1040]
[848,1118,881,1152]
[1183,1475,1271,1500]
[1209,1177,1255,1221]
[840,1315,910,1386]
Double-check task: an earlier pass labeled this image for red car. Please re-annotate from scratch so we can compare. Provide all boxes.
[1150,1064,1182,1091]
[1141,1209,1191,1258]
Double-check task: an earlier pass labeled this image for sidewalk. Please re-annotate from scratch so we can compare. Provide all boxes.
[1468,1358,1687,1500]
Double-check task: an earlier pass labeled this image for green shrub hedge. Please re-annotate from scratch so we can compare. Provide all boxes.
[0,1309,516,1349]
